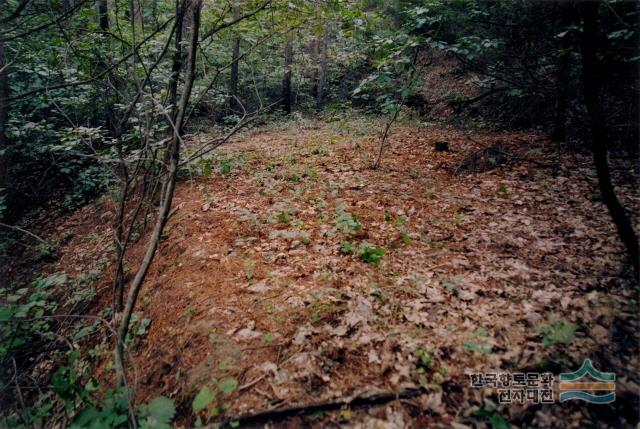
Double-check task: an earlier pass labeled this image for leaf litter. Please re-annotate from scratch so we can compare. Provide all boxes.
[44,117,639,427]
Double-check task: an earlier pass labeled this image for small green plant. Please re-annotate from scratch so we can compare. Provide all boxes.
[276,210,291,224]
[192,378,238,420]
[220,159,233,175]
[395,215,408,227]
[198,158,213,177]
[218,154,245,175]
[261,332,274,345]
[340,242,386,266]
[415,345,435,371]
[538,320,578,346]
[340,241,357,254]
[463,327,492,354]
[359,243,385,266]
[335,205,362,235]
[463,341,492,354]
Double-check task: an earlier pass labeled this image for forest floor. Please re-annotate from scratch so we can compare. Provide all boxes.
[39,115,639,428]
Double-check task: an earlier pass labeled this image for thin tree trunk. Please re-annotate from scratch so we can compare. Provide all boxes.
[151,0,158,29]
[0,32,10,221]
[373,107,399,169]
[317,26,328,110]
[580,1,639,274]
[551,2,571,142]
[229,7,241,112]
[115,0,203,386]
[168,0,185,123]
[98,0,109,32]
[281,31,293,114]
[310,36,319,103]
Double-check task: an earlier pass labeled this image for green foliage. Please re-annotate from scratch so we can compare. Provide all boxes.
[192,378,238,418]
[538,320,577,346]
[0,273,66,357]
[415,345,435,370]
[276,210,291,224]
[137,396,176,429]
[359,243,385,266]
[463,327,492,354]
[218,378,238,394]
[125,312,152,345]
[335,205,362,235]
[72,389,176,429]
[192,387,216,413]
[340,241,357,254]
[340,241,385,266]
[70,388,130,429]
[473,407,510,429]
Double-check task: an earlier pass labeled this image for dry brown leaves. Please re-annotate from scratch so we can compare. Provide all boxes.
[42,117,639,427]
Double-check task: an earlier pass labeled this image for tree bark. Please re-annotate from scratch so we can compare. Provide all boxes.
[580,1,639,274]
[0,32,10,221]
[229,7,241,112]
[281,31,293,114]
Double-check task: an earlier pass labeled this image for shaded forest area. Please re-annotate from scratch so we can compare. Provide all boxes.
[0,0,638,428]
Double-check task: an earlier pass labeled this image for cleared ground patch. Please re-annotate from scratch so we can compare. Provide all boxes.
[43,117,639,428]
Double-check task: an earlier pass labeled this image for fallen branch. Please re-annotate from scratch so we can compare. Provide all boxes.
[0,222,49,245]
[219,387,427,428]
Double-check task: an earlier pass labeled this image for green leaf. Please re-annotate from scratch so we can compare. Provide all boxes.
[490,413,510,429]
[359,244,385,266]
[146,396,175,425]
[218,378,238,394]
[192,387,216,413]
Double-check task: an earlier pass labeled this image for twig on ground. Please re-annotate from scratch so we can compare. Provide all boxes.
[218,387,428,428]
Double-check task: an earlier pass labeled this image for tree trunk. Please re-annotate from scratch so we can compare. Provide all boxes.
[551,2,572,142]
[151,0,158,29]
[229,7,241,112]
[0,32,10,221]
[98,0,109,31]
[168,0,185,124]
[580,1,639,274]
[281,32,293,114]
[310,36,319,103]
[317,26,328,110]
